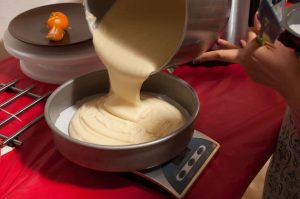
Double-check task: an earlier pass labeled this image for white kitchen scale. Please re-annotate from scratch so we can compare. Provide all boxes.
[134,130,219,199]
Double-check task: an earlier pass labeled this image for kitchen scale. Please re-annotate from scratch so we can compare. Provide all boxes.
[135,131,219,198]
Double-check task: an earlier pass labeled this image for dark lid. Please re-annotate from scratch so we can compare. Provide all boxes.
[8,3,92,47]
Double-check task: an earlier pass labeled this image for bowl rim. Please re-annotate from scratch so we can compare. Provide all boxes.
[44,70,199,150]
[284,3,300,38]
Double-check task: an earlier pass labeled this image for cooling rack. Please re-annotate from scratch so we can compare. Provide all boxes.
[0,79,51,148]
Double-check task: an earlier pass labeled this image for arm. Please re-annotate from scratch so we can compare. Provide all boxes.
[194,15,300,130]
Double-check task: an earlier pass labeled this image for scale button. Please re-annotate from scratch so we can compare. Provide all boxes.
[178,170,187,179]
[197,147,204,155]
[176,145,207,181]
[188,158,195,166]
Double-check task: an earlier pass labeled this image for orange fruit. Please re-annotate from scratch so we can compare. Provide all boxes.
[47,11,69,30]
[47,26,65,41]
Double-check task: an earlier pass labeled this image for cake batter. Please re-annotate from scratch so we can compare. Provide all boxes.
[69,0,186,145]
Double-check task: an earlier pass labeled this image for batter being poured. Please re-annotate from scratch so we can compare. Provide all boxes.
[69,0,186,145]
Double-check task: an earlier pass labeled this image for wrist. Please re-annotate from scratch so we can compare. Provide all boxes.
[291,108,300,132]
[280,85,300,111]
[277,67,300,110]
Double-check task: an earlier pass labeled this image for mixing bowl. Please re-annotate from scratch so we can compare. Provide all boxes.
[45,70,199,172]
[84,0,231,70]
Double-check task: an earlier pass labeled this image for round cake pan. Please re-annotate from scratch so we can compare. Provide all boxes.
[45,70,199,172]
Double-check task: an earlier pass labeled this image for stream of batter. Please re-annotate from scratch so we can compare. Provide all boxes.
[69,0,186,145]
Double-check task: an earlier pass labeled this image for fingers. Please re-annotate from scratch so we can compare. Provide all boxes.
[193,38,240,64]
[245,38,262,53]
[193,49,240,64]
[246,12,260,44]
[240,40,247,48]
[254,12,261,33]
[217,39,239,49]
[247,28,258,42]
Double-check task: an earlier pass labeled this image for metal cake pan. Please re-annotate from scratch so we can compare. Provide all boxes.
[45,70,199,172]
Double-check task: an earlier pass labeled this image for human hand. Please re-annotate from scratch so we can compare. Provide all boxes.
[193,14,300,110]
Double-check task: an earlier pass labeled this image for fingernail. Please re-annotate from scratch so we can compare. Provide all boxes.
[239,40,244,47]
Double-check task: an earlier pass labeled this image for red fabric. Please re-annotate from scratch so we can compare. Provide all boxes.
[285,2,293,7]
[0,57,286,199]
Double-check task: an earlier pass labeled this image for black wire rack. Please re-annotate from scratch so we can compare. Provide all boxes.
[0,79,51,148]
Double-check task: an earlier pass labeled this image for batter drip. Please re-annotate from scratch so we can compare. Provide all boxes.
[69,0,186,145]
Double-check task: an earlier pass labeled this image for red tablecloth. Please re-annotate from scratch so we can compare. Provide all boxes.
[0,57,286,199]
